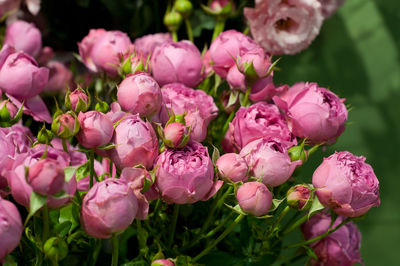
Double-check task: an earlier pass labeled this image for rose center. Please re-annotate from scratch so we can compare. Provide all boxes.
[274,18,299,33]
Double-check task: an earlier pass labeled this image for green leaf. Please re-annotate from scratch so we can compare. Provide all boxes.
[97,143,117,150]
[225,203,247,216]
[25,192,47,225]
[2,255,17,266]
[75,162,90,182]
[269,199,284,212]
[308,197,325,219]
[211,144,220,165]
[226,90,239,109]
[64,166,77,182]
[54,221,72,238]
[190,9,215,37]
[304,245,318,260]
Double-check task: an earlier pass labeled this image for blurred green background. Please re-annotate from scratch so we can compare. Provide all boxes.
[38,0,399,264]
[276,0,400,265]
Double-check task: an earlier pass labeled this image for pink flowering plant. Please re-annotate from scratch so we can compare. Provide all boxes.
[0,0,383,265]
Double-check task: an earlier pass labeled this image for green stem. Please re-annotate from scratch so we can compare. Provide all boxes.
[222,111,235,133]
[286,218,351,249]
[172,31,178,42]
[61,139,68,153]
[193,214,245,262]
[268,206,290,238]
[42,205,49,244]
[136,220,147,255]
[199,188,224,236]
[152,199,162,218]
[205,212,234,238]
[111,234,119,266]
[281,211,302,233]
[212,20,225,41]
[167,204,180,248]
[243,26,250,35]
[184,18,194,42]
[89,150,95,189]
[283,212,317,236]
[242,86,251,107]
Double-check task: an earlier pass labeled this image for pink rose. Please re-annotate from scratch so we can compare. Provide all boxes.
[4,20,42,57]
[0,124,33,154]
[216,153,248,183]
[227,102,296,150]
[28,158,65,196]
[110,114,158,169]
[163,122,186,148]
[151,259,175,266]
[236,182,272,216]
[7,94,52,123]
[117,72,162,118]
[287,184,311,210]
[240,138,301,187]
[68,88,89,113]
[301,212,362,265]
[77,111,114,148]
[0,198,23,261]
[43,61,73,92]
[155,141,222,204]
[6,145,75,208]
[209,30,259,78]
[120,167,159,220]
[244,0,323,55]
[134,33,172,59]
[158,83,218,142]
[0,0,20,19]
[151,41,203,87]
[0,45,49,99]
[312,151,380,217]
[273,82,348,145]
[78,29,132,77]
[81,179,138,239]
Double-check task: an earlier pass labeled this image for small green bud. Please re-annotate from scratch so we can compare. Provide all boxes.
[287,184,313,210]
[95,98,109,113]
[51,112,80,139]
[174,0,193,17]
[37,124,54,145]
[288,144,308,163]
[164,10,183,32]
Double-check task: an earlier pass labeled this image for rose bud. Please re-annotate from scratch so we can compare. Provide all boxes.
[319,0,346,18]
[110,114,158,169]
[28,158,65,196]
[240,138,302,187]
[163,122,189,148]
[51,112,80,139]
[312,151,380,217]
[0,198,23,261]
[7,145,73,208]
[236,182,272,216]
[120,54,146,76]
[0,45,49,99]
[244,0,323,55]
[287,184,312,210]
[163,10,183,32]
[78,29,132,77]
[273,82,348,145]
[77,111,114,148]
[81,179,138,239]
[216,153,248,183]
[301,212,362,265]
[117,73,162,118]
[43,61,73,92]
[209,30,259,78]
[151,41,203,87]
[209,0,233,15]
[120,167,159,220]
[134,33,172,59]
[151,259,175,266]
[66,88,90,113]
[155,141,222,204]
[4,20,42,57]
[174,0,193,17]
[227,102,296,150]
[157,83,218,142]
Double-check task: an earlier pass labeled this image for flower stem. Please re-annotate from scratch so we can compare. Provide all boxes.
[62,138,68,153]
[172,31,178,42]
[193,213,245,262]
[222,111,235,133]
[42,205,49,243]
[184,18,194,42]
[242,86,251,107]
[111,234,119,266]
[89,150,95,189]
[268,206,290,238]
[212,20,225,41]
[204,212,234,238]
[167,204,180,248]
[283,212,317,236]
[286,218,351,249]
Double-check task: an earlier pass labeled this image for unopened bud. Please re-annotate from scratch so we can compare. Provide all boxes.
[164,11,183,32]
[287,184,312,210]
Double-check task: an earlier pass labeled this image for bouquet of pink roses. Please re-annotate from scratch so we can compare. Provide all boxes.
[0,0,380,265]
